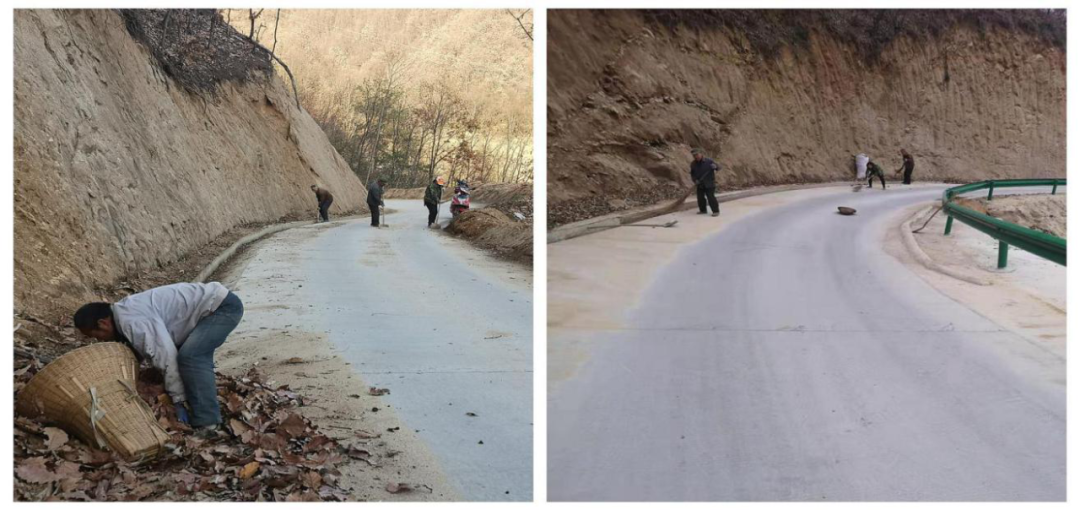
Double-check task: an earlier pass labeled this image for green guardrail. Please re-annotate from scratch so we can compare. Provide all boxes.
[942,179,1066,268]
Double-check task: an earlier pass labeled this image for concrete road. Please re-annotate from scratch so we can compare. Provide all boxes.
[548,186,1065,501]
[228,199,533,501]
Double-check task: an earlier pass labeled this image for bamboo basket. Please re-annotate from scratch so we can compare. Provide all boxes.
[16,342,171,462]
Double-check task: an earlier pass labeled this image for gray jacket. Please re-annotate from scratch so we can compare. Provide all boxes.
[112,282,229,402]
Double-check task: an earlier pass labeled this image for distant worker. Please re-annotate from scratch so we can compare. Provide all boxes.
[896,149,915,185]
[73,282,244,438]
[311,184,334,223]
[854,153,869,181]
[367,178,386,227]
[866,158,887,189]
[425,176,446,227]
[690,147,720,216]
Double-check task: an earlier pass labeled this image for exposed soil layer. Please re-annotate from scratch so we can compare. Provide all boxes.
[15,9,367,327]
[547,10,1065,226]
[955,193,1066,238]
[444,183,533,263]
[445,209,532,264]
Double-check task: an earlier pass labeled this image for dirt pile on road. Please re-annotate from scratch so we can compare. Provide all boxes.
[445,183,533,263]
[15,9,367,326]
[446,208,532,263]
[955,194,1066,238]
[14,360,395,501]
[547,10,1066,226]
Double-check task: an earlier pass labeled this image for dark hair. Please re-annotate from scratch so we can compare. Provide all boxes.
[73,302,113,330]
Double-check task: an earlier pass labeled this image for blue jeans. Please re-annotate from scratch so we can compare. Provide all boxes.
[177,292,244,427]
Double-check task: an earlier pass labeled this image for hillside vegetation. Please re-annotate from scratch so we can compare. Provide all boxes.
[230,9,534,187]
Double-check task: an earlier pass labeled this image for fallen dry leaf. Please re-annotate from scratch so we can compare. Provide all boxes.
[16,457,63,484]
[238,461,260,480]
[283,357,305,365]
[277,413,308,438]
[385,482,413,494]
[354,430,380,439]
[368,387,390,396]
[43,427,69,450]
[228,418,251,436]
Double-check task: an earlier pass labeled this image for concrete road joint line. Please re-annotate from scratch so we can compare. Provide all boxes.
[194,214,363,283]
[899,205,992,286]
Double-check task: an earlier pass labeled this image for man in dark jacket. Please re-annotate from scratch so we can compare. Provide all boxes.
[690,148,720,216]
[866,159,887,189]
[367,179,386,227]
[311,185,333,223]
[424,176,445,228]
[896,149,915,185]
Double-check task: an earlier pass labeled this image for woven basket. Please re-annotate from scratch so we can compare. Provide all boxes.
[16,342,171,462]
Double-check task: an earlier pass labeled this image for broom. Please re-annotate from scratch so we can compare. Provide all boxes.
[662,181,698,213]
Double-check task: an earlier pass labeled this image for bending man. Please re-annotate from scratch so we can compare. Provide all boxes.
[311,185,334,223]
[74,282,244,438]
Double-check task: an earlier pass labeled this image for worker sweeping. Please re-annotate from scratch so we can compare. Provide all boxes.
[73,282,244,438]
[896,149,915,185]
[311,184,334,223]
[690,147,721,216]
[866,158,887,189]
[425,176,446,228]
[367,178,386,227]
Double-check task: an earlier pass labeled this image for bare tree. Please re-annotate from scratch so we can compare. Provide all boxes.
[247,8,264,39]
[271,9,281,58]
[506,9,533,42]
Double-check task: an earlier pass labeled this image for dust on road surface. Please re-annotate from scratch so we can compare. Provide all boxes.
[548,185,1064,501]
[218,199,533,501]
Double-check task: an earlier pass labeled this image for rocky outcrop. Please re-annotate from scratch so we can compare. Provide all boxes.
[15,10,368,319]
[547,10,1065,226]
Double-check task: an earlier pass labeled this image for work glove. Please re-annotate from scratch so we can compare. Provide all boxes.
[174,402,190,424]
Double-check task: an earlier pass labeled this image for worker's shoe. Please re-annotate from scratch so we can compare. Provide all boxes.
[697,211,707,215]
[192,425,220,440]
[711,212,720,217]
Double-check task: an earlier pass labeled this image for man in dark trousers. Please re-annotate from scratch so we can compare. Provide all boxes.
[866,159,887,189]
[690,147,720,216]
[367,178,386,227]
[74,282,244,439]
[311,185,333,223]
[896,149,915,185]
[424,176,446,228]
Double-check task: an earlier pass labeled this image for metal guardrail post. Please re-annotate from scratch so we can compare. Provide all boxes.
[998,241,1009,269]
[1052,183,1058,195]
[987,182,995,200]
[944,216,954,235]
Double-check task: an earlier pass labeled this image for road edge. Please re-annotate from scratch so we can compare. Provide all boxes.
[899,205,992,286]
[194,214,362,283]
[549,182,854,243]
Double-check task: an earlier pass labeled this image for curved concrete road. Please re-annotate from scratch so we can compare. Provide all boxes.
[549,186,1064,501]
[230,199,533,501]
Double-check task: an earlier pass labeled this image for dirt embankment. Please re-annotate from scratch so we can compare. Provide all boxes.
[445,183,533,263]
[14,9,368,326]
[547,10,1066,226]
[955,194,1066,238]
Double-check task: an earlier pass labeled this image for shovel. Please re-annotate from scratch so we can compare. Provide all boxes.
[625,219,679,228]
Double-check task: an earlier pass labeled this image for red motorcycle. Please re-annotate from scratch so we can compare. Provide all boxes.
[450,180,471,217]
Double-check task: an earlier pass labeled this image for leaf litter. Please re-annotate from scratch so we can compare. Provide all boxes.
[13,357,403,502]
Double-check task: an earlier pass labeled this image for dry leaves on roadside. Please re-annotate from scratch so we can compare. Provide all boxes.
[367,387,390,396]
[14,362,386,502]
